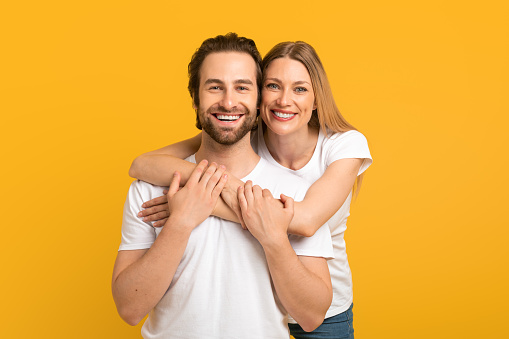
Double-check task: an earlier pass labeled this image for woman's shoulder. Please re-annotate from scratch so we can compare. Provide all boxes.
[321,129,369,146]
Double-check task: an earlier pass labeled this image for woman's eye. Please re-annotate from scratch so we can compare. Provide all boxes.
[295,87,308,93]
[266,83,279,89]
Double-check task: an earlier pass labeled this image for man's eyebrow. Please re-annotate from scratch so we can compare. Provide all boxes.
[234,79,254,85]
[204,78,224,85]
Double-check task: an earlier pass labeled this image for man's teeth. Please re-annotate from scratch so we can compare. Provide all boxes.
[217,114,241,121]
[273,111,296,119]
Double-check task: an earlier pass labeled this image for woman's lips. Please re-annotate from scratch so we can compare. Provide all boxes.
[271,110,296,120]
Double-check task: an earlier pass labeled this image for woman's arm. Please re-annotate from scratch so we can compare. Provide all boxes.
[129,134,202,186]
[289,158,364,237]
[129,133,244,224]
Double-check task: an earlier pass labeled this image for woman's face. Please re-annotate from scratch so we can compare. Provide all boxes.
[260,57,316,137]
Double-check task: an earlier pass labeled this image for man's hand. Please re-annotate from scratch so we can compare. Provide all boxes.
[166,160,227,230]
[237,180,294,245]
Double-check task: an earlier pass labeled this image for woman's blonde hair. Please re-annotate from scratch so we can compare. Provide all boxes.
[262,41,365,195]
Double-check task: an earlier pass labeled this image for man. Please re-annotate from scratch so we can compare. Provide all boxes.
[112,33,333,338]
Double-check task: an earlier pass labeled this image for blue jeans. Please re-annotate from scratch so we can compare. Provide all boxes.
[289,303,354,339]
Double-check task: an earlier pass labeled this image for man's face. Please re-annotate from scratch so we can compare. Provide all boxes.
[197,52,258,145]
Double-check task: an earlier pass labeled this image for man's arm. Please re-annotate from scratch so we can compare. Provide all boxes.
[112,225,193,325]
[129,135,244,226]
[238,183,332,332]
[112,161,227,325]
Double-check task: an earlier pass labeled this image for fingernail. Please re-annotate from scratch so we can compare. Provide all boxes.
[141,203,146,208]
[138,212,142,217]
[220,165,226,170]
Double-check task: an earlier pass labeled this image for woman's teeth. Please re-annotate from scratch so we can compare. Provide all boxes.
[273,111,296,119]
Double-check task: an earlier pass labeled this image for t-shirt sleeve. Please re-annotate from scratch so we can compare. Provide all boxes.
[287,182,334,260]
[118,180,157,251]
[289,223,334,259]
[324,130,373,175]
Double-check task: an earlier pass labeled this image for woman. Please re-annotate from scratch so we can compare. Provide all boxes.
[131,41,372,339]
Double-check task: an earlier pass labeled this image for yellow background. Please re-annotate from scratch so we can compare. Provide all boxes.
[1,1,508,338]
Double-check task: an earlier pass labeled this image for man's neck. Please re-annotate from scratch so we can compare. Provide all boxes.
[195,132,260,179]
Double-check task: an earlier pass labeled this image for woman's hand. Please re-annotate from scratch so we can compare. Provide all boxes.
[237,180,294,246]
[166,160,228,230]
[138,190,170,227]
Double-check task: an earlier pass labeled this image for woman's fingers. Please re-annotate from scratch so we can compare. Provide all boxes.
[141,194,168,209]
[138,203,168,218]
[153,218,169,227]
[143,209,170,222]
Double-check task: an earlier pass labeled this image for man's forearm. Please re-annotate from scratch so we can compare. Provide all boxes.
[262,237,332,332]
[112,221,192,325]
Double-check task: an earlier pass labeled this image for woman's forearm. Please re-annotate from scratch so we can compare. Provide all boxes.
[130,154,197,186]
[287,158,363,237]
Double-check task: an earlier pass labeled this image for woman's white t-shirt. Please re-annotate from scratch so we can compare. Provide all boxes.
[251,126,372,320]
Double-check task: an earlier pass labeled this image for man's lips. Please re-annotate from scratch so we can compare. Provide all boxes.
[212,113,244,122]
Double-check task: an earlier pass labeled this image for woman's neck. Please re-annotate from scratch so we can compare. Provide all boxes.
[263,124,319,171]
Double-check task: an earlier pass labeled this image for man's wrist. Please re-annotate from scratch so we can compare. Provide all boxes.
[162,214,197,235]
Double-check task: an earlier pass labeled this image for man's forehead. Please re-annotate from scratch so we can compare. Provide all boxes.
[200,52,257,83]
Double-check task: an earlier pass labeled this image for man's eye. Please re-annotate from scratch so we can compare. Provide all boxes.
[295,87,308,93]
[238,86,249,91]
[209,86,221,90]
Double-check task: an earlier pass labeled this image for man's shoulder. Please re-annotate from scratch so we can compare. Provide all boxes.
[128,180,167,202]
[249,159,310,200]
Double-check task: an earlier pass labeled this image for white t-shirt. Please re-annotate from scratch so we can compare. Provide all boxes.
[119,156,333,339]
[252,126,372,320]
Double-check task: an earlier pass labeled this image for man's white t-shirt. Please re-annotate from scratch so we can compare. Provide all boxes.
[119,156,333,339]
[252,126,372,320]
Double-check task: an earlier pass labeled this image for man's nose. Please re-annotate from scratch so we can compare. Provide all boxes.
[220,90,237,111]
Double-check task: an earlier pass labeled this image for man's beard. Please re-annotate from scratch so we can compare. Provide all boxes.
[198,105,257,146]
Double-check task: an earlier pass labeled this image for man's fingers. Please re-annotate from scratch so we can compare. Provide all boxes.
[188,159,208,184]
[244,181,254,205]
[168,171,181,197]
[207,165,226,192]
[200,162,218,187]
[238,185,248,213]
[262,188,272,198]
[252,185,263,199]
[281,193,294,210]
[211,173,228,200]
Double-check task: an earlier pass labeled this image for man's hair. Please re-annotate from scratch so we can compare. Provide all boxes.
[188,33,262,129]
